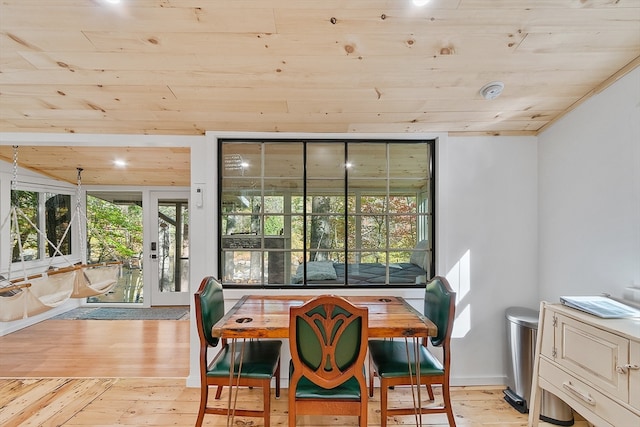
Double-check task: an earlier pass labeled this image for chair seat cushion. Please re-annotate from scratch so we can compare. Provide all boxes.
[207,340,282,379]
[295,375,361,399]
[368,339,444,378]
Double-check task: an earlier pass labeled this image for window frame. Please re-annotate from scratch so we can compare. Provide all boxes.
[218,138,436,289]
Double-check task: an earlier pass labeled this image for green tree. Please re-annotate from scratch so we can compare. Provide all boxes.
[86,196,142,263]
[10,190,40,262]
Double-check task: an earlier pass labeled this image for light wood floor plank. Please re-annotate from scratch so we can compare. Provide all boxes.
[0,379,41,406]
[10,379,115,427]
[1,378,590,427]
[0,378,69,426]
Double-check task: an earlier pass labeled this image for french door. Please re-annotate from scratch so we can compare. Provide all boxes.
[149,191,190,306]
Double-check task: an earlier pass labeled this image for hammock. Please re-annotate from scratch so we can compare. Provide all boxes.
[1,149,123,321]
[0,262,121,321]
[0,267,76,322]
[72,262,121,298]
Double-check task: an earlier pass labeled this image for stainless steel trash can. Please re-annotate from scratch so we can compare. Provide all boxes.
[504,307,574,426]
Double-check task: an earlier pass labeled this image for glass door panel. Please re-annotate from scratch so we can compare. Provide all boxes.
[150,192,189,306]
[86,191,143,304]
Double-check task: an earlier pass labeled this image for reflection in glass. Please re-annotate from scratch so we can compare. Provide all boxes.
[307,144,344,178]
[222,142,262,177]
[264,142,303,177]
[347,143,387,179]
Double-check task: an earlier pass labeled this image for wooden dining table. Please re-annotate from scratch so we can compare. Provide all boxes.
[211,294,438,339]
[211,294,437,427]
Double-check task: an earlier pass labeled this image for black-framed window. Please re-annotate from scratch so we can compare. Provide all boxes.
[219,139,435,288]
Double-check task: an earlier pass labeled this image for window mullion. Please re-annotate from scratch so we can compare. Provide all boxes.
[302,142,307,284]
[343,142,348,281]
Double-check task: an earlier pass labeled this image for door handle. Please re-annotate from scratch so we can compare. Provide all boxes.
[616,364,640,374]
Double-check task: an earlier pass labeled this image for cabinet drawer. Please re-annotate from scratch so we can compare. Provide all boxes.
[555,313,629,402]
[539,358,638,427]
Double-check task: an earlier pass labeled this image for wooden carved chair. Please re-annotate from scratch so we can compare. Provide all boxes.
[368,276,457,427]
[194,276,282,427]
[289,294,369,426]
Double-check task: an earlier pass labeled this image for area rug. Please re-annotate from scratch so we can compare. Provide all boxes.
[53,307,189,320]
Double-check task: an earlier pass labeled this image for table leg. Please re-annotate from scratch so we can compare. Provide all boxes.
[227,338,246,427]
[414,337,423,427]
[404,337,423,427]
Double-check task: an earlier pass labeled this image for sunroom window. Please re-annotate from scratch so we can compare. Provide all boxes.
[10,189,72,263]
[219,139,435,288]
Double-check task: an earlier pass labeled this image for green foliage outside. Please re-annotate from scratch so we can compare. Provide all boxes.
[9,191,143,266]
[223,192,422,265]
[86,196,143,264]
[10,190,39,262]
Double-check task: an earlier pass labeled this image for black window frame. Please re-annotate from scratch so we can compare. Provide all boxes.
[218,138,436,289]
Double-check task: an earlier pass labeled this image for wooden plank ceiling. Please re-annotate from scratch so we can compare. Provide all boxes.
[0,145,191,186]
[0,0,639,185]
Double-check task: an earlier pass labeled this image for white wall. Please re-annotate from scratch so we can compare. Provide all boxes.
[538,67,640,301]
[440,135,539,385]
[187,137,218,385]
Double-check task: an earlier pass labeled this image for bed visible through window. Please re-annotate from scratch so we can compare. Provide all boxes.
[218,139,435,288]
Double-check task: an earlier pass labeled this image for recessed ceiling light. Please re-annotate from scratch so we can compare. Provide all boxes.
[413,0,430,6]
[114,159,127,167]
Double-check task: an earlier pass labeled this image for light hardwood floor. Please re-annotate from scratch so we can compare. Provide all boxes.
[2,378,531,427]
[0,319,584,426]
[0,320,190,378]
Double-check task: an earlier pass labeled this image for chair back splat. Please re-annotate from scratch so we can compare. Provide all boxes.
[368,276,457,427]
[194,276,282,427]
[289,294,369,427]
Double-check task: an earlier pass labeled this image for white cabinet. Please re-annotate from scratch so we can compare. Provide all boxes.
[630,340,640,409]
[529,302,640,427]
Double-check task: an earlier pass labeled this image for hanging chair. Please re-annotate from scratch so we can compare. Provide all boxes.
[72,262,121,298]
[0,267,76,322]
[0,262,121,322]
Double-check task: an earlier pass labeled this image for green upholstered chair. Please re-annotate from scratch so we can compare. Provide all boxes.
[288,294,369,427]
[368,276,457,427]
[194,276,282,427]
